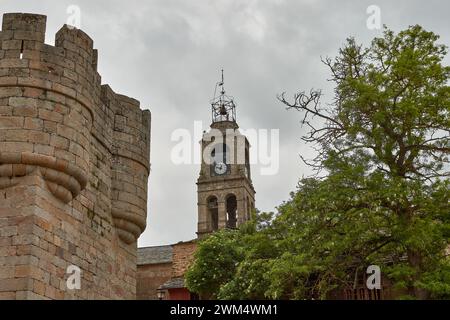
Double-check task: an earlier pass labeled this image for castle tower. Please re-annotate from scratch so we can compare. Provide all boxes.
[196,71,255,237]
[0,13,150,299]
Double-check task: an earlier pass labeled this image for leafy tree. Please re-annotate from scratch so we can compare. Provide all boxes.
[278,25,449,299]
[186,26,449,300]
[186,212,277,299]
[185,229,243,299]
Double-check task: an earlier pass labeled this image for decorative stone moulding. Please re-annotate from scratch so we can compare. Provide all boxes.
[111,157,149,244]
[0,152,88,203]
[110,137,150,244]
[111,207,147,245]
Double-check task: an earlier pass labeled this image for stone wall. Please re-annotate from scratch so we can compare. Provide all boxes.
[0,13,151,299]
[136,263,172,300]
[171,241,196,278]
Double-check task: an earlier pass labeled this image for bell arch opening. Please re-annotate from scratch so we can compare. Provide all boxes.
[226,194,237,229]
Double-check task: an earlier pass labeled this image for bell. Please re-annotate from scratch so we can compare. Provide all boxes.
[219,105,227,115]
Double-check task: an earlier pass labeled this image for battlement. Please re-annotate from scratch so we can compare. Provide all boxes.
[0,13,151,299]
[0,14,101,121]
[1,13,46,41]
[1,13,95,63]
[55,25,97,69]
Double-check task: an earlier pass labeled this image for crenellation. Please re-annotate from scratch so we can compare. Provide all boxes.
[55,25,94,59]
[2,13,46,34]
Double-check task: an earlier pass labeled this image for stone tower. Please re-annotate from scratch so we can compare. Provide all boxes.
[196,72,255,237]
[0,13,150,299]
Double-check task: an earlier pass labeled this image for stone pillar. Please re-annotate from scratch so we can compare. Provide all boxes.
[218,200,227,229]
[237,196,246,227]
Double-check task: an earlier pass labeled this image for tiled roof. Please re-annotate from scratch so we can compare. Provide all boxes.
[159,277,185,290]
[137,245,173,265]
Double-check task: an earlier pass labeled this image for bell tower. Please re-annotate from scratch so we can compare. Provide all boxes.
[197,71,256,237]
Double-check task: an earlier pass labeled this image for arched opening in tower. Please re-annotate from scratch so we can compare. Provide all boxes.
[226,194,237,229]
[207,196,219,231]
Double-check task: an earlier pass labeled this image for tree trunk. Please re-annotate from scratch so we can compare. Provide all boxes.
[406,248,429,299]
[402,205,429,300]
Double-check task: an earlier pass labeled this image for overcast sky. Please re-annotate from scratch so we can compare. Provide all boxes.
[2,0,449,247]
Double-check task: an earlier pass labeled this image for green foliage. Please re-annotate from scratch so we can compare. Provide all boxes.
[185,229,243,298]
[186,25,449,300]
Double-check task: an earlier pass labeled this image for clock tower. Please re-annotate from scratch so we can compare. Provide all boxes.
[197,71,256,237]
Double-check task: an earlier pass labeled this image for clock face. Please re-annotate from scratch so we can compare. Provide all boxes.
[214,162,228,175]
